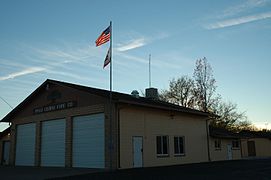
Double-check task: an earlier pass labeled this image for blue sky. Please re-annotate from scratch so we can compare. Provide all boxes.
[0,0,271,131]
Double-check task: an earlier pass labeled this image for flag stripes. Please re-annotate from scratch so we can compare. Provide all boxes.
[95,23,112,68]
[95,26,111,47]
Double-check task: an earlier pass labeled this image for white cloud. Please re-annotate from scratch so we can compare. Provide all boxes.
[206,12,271,29]
[0,67,46,81]
[0,42,112,82]
[36,49,80,61]
[44,69,93,81]
[29,45,102,62]
[114,50,193,72]
[0,34,171,82]
[0,58,27,68]
[115,51,148,64]
[115,32,169,52]
[116,38,147,52]
[222,0,270,18]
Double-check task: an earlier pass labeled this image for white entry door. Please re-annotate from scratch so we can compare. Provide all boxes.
[227,144,233,160]
[133,136,143,168]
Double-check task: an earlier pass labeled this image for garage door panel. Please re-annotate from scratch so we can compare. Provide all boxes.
[73,133,103,139]
[15,123,36,166]
[73,147,104,154]
[73,113,104,168]
[74,129,103,134]
[41,119,65,167]
[75,123,104,127]
[73,139,104,146]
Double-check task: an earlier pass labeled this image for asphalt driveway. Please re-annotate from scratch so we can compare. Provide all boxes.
[55,158,271,180]
[1,158,271,180]
[0,166,103,180]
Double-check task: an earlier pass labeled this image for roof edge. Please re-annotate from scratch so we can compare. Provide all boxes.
[118,99,210,117]
[1,79,210,122]
[1,79,51,122]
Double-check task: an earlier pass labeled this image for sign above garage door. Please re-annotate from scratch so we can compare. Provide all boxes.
[33,101,77,114]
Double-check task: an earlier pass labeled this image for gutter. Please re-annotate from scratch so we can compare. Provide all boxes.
[118,99,209,117]
[117,104,121,169]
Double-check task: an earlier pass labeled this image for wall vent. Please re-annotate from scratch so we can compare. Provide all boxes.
[131,90,140,98]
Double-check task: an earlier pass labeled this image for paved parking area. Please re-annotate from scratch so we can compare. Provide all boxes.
[55,158,271,180]
[0,166,103,180]
[1,159,271,180]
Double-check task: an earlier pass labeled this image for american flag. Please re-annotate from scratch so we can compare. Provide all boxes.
[103,47,111,68]
[96,25,111,47]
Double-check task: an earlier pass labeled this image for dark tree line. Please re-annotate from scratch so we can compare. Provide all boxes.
[160,57,254,131]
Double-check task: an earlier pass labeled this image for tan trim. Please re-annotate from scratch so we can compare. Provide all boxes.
[65,117,72,167]
[35,122,41,166]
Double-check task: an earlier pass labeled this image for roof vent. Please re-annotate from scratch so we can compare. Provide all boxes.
[131,90,140,98]
[145,88,158,100]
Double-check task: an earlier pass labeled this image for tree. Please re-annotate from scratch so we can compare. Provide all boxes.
[235,120,257,131]
[160,76,195,108]
[160,57,253,130]
[193,57,220,112]
[210,101,249,131]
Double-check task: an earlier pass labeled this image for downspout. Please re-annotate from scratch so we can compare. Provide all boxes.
[205,118,211,162]
[117,105,121,169]
[240,139,243,159]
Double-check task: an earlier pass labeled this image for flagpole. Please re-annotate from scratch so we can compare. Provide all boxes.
[149,54,151,88]
[110,21,112,92]
[95,21,113,168]
[109,21,113,169]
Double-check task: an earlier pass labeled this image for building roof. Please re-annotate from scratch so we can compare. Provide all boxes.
[209,126,241,139]
[209,126,271,139]
[1,79,209,122]
[239,130,271,139]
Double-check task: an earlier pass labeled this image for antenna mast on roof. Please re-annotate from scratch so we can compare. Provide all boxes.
[149,54,151,88]
[0,96,13,109]
[0,96,13,126]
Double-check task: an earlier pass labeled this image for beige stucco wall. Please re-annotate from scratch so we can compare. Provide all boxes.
[119,107,209,169]
[241,138,271,158]
[209,138,241,161]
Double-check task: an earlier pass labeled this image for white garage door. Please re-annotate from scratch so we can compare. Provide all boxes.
[73,113,104,168]
[41,119,66,167]
[15,123,36,166]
